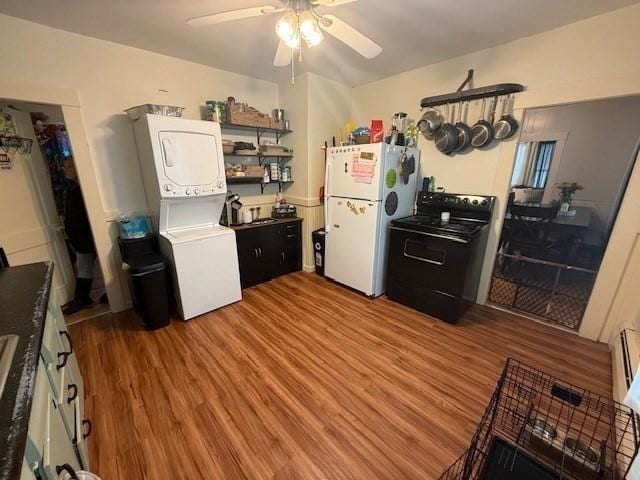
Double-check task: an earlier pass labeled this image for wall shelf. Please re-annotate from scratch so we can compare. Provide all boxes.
[0,135,34,154]
[226,177,294,194]
[220,123,291,144]
[224,153,293,166]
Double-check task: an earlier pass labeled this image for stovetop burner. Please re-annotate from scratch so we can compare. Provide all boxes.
[392,215,485,237]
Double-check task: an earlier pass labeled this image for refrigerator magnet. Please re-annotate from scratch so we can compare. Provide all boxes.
[385,169,397,188]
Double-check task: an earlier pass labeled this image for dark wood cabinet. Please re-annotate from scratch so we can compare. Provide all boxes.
[233,218,302,288]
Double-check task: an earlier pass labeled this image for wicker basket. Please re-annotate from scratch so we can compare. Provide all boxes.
[227,99,273,128]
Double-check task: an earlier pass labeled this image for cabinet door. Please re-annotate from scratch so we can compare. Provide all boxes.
[278,222,302,276]
[257,225,282,278]
[235,230,263,288]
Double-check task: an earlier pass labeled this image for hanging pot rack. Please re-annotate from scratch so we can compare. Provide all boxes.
[0,134,34,155]
[420,69,524,109]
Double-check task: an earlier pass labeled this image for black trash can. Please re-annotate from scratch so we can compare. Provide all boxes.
[312,228,326,276]
[119,236,169,330]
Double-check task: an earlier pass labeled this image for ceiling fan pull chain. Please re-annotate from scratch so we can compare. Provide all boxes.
[291,48,295,85]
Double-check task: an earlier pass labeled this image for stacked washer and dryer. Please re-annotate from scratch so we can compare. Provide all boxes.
[132,115,242,320]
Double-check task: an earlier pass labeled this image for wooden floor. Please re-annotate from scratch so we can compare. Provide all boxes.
[70,272,612,479]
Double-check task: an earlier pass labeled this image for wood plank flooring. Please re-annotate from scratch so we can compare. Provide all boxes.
[69,272,612,479]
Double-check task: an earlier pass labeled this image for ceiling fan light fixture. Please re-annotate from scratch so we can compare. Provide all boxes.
[299,10,324,47]
[275,11,298,45]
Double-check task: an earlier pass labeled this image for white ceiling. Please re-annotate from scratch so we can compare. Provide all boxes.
[1,0,638,86]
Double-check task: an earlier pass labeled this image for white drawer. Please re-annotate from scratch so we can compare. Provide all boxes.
[43,383,82,479]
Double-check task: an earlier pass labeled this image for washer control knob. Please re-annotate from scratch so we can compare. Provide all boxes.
[217,181,224,189]
[185,188,192,195]
[164,184,172,191]
[194,188,200,195]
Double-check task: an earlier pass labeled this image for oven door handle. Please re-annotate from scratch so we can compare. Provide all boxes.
[403,240,446,266]
[391,226,469,244]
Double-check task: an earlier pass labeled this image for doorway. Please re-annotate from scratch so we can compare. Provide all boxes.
[488,96,640,330]
[0,100,110,323]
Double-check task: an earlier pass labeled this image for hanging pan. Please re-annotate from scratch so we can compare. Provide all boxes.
[494,94,519,141]
[454,101,472,153]
[471,97,496,148]
[434,104,459,155]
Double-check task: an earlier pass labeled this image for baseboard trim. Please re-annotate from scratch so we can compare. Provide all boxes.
[303,264,315,273]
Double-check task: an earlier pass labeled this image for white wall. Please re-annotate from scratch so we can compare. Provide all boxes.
[278,73,352,269]
[349,3,640,313]
[520,97,640,236]
[0,14,281,309]
[351,3,640,195]
[0,14,280,216]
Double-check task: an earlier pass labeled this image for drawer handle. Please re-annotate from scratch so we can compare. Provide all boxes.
[59,330,74,354]
[82,418,93,439]
[57,351,72,370]
[67,383,78,403]
[56,464,78,479]
[286,234,297,239]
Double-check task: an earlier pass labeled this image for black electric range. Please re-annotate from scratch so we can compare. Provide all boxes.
[386,191,495,322]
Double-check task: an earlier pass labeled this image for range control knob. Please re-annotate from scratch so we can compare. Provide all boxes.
[462,198,469,204]
[194,188,200,195]
[217,181,224,189]
[185,188,192,195]
[472,199,479,205]
[164,184,172,192]
[481,199,488,206]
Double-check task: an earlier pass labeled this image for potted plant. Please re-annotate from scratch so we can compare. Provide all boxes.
[556,181,583,213]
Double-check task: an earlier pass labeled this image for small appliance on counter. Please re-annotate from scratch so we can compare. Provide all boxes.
[386,191,495,322]
[272,204,297,218]
[220,192,243,226]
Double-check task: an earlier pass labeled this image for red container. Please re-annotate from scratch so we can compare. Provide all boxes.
[370,120,384,143]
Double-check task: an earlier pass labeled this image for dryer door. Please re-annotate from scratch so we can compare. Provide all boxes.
[158,130,222,187]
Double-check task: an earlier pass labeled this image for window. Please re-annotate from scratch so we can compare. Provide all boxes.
[531,141,555,188]
[511,140,556,188]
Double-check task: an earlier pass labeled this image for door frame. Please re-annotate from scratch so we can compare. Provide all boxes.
[477,73,640,342]
[0,77,126,312]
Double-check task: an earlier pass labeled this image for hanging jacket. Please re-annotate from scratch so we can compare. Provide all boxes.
[64,182,96,254]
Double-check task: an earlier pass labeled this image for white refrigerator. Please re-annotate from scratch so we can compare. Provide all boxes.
[324,143,420,297]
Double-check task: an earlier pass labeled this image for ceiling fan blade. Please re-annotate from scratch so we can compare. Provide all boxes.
[320,15,382,59]
[274,40,292,66]
[311,0,358,6]
[187,6,278,27]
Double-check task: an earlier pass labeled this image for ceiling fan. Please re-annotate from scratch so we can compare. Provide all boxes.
[187,0,382,72]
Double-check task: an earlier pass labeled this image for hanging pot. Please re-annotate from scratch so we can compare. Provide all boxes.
[471,97,496,148]
[494,94,519,140]
[454,101,472,153]
[417,107,443,140]
[434,104,459,155]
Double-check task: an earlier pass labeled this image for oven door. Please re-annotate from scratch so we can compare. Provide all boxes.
[387,226,472,299]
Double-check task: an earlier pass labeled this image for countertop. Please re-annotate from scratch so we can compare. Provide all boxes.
[231,217,302,232]
[0,262,53,480]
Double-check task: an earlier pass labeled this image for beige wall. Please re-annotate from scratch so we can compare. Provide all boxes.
[349,3,640,341]
[279,73,351,269]
[0,14,280,310]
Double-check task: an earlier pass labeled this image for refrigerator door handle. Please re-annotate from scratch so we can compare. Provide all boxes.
[324,159,331,233]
